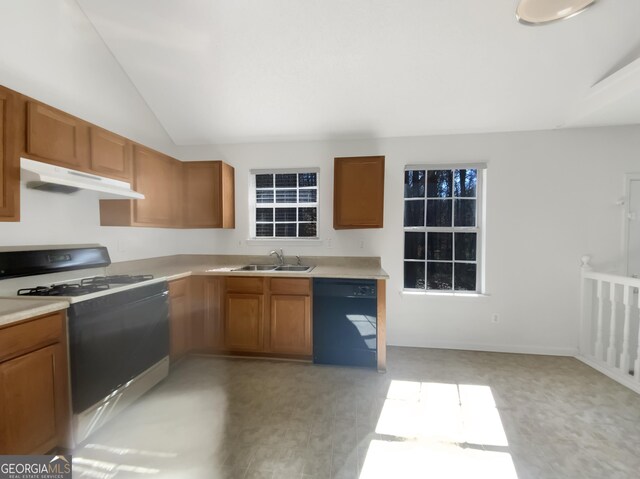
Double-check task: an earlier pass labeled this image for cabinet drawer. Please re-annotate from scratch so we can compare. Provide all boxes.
[0,312,64,363]
[270,278,311,296]
[226,277,264,294]
[169,278,188,298]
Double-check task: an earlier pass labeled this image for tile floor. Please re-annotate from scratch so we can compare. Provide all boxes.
[72,347,640,478]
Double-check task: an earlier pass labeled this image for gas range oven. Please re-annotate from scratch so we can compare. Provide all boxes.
[17,273,159,300]
[0,246,170,445]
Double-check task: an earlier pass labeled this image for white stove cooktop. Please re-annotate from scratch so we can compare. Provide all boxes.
[0,272,167,304]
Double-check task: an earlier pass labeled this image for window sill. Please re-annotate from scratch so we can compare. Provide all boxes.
[245,238,323,246]
[401,290,490,298]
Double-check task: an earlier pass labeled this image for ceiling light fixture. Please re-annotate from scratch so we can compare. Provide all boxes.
[516,0,596,26]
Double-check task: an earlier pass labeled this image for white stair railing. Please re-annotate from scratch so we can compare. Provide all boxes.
[580,256,640,393]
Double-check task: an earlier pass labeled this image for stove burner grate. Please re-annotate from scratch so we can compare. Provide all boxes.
[17,274,154,297]
[18,282,111,297]
[80,274,155,286]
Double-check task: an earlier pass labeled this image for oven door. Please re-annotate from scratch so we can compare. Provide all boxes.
[68,281,169,413]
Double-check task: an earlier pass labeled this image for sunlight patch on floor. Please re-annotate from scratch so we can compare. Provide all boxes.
[84,443,178,458]
[73,456,160,477]
[364,380,517,478]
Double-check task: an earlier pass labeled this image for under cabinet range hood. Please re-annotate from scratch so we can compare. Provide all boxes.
[20,158,145,199]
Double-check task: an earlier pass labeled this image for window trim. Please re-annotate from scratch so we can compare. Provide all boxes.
[249,168,320,240]
[403,164,486,294]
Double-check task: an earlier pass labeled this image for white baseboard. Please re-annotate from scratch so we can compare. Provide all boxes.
[388,340,577,357]
[576,355,640,395]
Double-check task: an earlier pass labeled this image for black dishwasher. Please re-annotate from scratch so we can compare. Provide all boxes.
[313,278,377,368]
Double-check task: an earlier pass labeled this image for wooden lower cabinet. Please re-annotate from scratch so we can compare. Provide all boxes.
[210,276,312,358]
[0,312,70,454]
[173,276,387,367]
[202,277,223,350]
[269,294,311,355]
[169,278,190,361]
[224,293,264,352]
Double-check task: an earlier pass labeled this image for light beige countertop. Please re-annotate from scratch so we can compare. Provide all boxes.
[107,254,389,282]
[0,298,69,328]
[0,255,386,327]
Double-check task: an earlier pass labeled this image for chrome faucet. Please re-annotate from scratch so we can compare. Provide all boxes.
[269,249,285,265]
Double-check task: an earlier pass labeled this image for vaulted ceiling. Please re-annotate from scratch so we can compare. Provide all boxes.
[77,0,640,145]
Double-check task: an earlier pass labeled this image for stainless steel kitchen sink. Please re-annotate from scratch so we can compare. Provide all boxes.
[275,265,315,272]
[231,264,315,272]
[232,264,278,271]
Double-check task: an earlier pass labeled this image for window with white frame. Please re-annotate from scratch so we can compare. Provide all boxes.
[403,165,484,292]
[250,169,319,238]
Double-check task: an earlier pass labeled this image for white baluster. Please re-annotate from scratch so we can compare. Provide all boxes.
[607,283,618,367]
[635,291,640,382]
[595,280,605,360]
[580,256,594,356]
[619,285,632,375]
[596,279,604,359]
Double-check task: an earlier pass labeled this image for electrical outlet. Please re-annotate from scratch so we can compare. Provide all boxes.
[326,238,332,248]
[491,314,499,323]
[359,241,364,249]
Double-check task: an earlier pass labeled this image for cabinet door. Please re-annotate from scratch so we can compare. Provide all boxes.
[27,101,89,170]
[89,127,132,182]
[203,277,223,350]
[270,295,311,355]
[183,161,235,229]
[171,159,184,227]
[0,344,68,454]
[220,162,235,228]
[0,87,20,221]
[225,293,264,352]
[132,146,175,226]
[184,162,217,228]
[334,156,385,229]
[169,279,189,361]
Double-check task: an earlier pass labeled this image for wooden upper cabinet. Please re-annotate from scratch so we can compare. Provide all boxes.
[333,155,385,229]
[89,127,132,182]
[26,98,132,183]
[133,146,177,227]
[99,145,181,228]
[0,86,20,222]
[183,161,235,228]
[26,101,90,171]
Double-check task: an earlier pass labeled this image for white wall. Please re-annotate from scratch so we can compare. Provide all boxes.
[1,0,637,355]
[174,126,640,355]
[0,0,183,262]
[0,184,182,263]
[0,0,175,156]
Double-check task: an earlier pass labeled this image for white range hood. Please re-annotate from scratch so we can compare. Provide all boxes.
[20,158,144,200]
